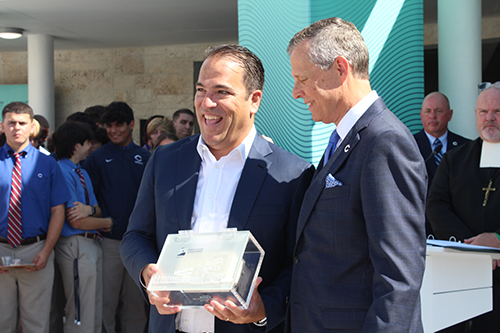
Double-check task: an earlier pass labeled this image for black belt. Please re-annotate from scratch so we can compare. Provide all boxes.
[0,234,47,246]
[76,232,99,240]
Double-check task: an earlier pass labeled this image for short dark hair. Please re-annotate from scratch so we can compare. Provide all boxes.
[66,112,98,131]
[94,127,110,145]
[33,114,50,144]
[172,109,194,122]
[66,111,109,145]
[101,101,134,125]
[34,115,50,129]
[204,45,265,98]
[2,102,34,120]
[53,122,94,160]
[84,105,107,124]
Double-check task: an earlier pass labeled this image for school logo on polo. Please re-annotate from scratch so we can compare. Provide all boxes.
[134,155,143,165]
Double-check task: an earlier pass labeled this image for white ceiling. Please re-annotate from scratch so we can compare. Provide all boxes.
[0,0,499,53]
[0,0,238,52]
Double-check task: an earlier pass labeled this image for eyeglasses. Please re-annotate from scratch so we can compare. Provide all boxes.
[478,81,500,92]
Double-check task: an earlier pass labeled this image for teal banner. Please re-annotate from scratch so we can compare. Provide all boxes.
[0,84,29,121]
[239,0,424,165]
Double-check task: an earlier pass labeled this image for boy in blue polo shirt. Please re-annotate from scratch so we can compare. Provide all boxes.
[0,102,69,333]
[53,121,114,333]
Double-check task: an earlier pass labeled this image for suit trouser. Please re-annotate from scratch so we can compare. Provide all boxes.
[0,240,55,333]
[101,237,148,333]
[55,235,103,333]
[49,261,65,333]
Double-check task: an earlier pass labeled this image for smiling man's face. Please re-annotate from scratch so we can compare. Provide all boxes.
[290,41,345,125]
[106,120,134,147]
[194,56,261,160]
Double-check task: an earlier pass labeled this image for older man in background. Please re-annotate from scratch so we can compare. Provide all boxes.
[428,82,500,332]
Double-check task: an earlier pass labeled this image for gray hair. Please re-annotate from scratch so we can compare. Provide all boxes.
[288,17,370,80]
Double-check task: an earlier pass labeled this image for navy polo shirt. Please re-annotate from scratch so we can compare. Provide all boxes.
[58,158,99,237]
[83,142,150,240]
[0,144,70,239]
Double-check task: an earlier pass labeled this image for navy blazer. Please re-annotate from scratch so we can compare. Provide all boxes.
[413,129,470,235]
[287,98,427,332]
[120,133,314,333]
[413,129,470,192]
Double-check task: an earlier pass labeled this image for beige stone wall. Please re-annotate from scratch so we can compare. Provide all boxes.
[424,16,500,45]
[0,52,28,85]
[0,41,235,143]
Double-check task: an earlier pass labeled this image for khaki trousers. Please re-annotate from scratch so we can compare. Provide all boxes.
[0,241,55,333]
[101,237,148,333]
[55,235,103,333]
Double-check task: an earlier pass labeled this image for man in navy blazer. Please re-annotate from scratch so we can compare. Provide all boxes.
[286,18,427,332]
[414,92,470,191]
[120,45,313,333]
[413,92,470,235]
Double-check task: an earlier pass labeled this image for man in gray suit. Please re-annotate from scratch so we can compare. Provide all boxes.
[286,17,427,332]
[120,45,313,333]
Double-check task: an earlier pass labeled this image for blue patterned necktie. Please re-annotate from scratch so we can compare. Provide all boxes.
[433,138,443,165]
[324,130,340,166]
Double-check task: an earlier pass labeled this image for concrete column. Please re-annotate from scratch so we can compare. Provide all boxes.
[28,34,55,128]
[438,0,481,139]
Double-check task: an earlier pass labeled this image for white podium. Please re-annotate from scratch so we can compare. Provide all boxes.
[421,241,500,332]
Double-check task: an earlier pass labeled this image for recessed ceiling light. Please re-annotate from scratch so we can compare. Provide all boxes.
[0,27,24,39]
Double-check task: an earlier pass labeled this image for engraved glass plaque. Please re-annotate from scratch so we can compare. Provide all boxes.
[148,229,265,309]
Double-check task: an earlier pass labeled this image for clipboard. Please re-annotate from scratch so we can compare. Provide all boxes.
[427,239,500,254]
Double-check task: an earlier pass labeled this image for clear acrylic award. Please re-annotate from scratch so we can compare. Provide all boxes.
[148,228,265,309]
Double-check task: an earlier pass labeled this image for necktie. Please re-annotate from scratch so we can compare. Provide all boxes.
[324,130,340,166]
[8,152,23,247]
[75,168,89,205]
[75,168,102,240]
[433,138,443,165]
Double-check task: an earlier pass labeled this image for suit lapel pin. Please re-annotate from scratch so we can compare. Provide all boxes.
[452,141,458,146]
[344,144,350,153]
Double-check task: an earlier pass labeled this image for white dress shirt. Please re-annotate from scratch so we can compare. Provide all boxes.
[335,90,379,147]
[424,130,448,155]
[176,126,256,333]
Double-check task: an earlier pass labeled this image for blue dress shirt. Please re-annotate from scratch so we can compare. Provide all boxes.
[58,158,99,237]
[0,144,70,239]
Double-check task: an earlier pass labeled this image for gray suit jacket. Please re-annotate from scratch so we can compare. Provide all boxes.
[120,133,314,333]
[287,98,427,332]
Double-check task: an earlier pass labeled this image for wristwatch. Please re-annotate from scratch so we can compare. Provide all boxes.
[90,205,96,216]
